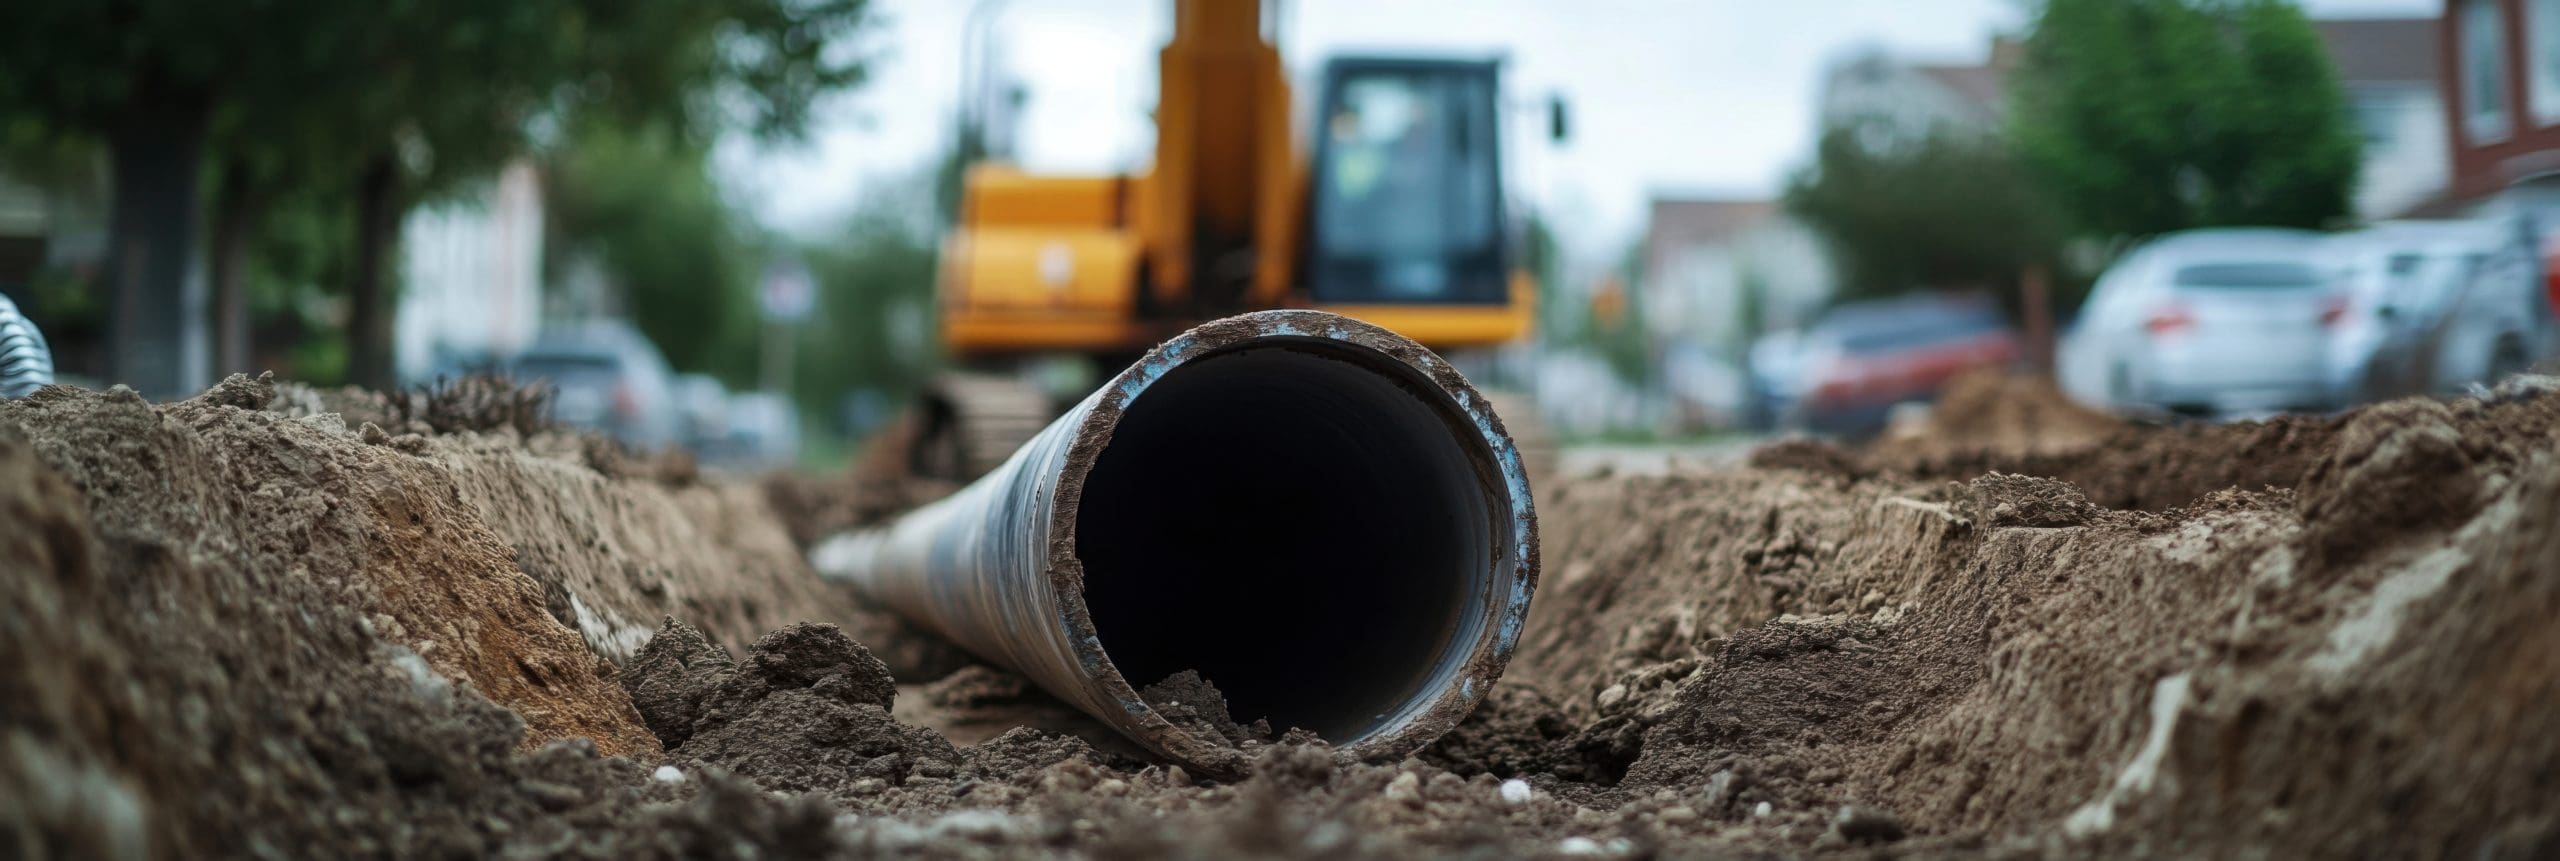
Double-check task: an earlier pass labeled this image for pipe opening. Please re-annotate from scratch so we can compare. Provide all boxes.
[1075,339,1500,744]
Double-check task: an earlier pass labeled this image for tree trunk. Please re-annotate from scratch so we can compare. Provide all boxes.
[208,158,265,378]
[2021,264,2055,374]
[103,91,212,400]
[348,152,402,391]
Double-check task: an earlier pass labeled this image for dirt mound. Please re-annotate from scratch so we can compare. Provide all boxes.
[624,621,962,802]
[7,378,657,758]
[1786,374,2560,513]
[1521,383,2560,855]
[762,412,958,549]
[8,370,2560,857]
[0,383,816,858]
[1875,370,2126,460]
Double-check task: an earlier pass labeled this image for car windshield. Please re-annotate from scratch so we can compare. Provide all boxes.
[2173,262,2325,289]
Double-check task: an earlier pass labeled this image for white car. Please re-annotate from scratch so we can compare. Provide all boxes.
[2064,229,2344,416]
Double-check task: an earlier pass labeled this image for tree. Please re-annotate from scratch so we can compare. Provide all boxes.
[1785,124,2065,301]
[798,178,941,420]
[2010,0,2363,239]
[0,2,256,396]
[0,0,878,393]
[545,124,761,384]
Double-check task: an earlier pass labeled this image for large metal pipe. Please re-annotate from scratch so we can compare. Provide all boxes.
[813,310,1537,777]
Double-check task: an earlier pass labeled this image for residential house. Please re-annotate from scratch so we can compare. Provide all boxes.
[1817,20,2449,222]
[1815,41,2021,146]
[1637,197,1834,427]
[2439,0,2560,214]
[2324,18,2449,219]
[394,159,544,383]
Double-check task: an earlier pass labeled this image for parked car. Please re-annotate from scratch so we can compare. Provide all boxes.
[670,373,732,455]
[2065,229,2343,416]
[724,392,801,468]
[506,321,679,449]
[1787,294,2021,435]
[2418,224,2555,392]
[2334,219,2508,399]
[1745,330,1807,431]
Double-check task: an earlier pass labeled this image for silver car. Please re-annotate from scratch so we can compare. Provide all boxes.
[2411,224,2555,392]
[2323,220,2514,404]
[508,321,680,449]
[2065,229,2344,416]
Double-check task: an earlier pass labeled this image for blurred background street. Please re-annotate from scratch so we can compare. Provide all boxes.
[3,0,2552,470]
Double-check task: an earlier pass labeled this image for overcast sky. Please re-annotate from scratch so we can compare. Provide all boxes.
[717,0,2441,255]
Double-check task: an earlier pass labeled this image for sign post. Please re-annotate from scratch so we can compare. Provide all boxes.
[759,259,816,396]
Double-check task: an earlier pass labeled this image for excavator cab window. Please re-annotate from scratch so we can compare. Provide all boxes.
[1307,58,1507,305]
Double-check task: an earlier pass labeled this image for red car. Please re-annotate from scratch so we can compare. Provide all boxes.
[1789,295,2022,435]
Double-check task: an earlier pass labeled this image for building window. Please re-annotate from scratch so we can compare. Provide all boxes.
[2536,0,2560,124]
[2353,95,2395,149]
[2466,0,2512,142]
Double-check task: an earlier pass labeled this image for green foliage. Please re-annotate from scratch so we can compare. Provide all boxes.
[0,0,880,387]
[545,125,760,384]
[2011,0,2363,238]
[1785,126,2064,301]
[794,182,941,414]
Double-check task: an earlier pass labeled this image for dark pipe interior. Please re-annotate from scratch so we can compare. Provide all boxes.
[1076,340,1497,742]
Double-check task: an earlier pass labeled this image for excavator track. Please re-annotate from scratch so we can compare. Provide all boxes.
[912,373,1058,484]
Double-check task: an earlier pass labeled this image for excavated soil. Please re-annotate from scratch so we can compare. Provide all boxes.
[5,372,2559,858]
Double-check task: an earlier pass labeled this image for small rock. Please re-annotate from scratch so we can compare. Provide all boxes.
[1499,778,1533,805]
[651,765,686,783]
[1829,805,1906,844]
[1754,801,1773,818]
[1701,770,1739,810]
[1658,806,1699,826]
[1596,683,1630,710]
[521,780,583,810]
[1558,836,1604,855]
[1382,771,1423,806]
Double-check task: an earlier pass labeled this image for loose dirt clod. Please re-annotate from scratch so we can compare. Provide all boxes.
[5,373,2559,858]
[1139,670,1279,749]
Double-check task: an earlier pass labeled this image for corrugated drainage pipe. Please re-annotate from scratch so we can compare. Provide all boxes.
[813,310,1538,777]
[0,293,54,399]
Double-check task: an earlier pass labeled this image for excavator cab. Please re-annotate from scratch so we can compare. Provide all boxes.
[1305,58,1509,307]
[914,0,1551,481]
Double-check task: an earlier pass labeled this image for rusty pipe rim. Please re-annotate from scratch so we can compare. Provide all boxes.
[1042,309,1539,776]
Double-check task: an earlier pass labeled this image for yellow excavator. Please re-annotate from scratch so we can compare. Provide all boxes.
[916,0,1561,479]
